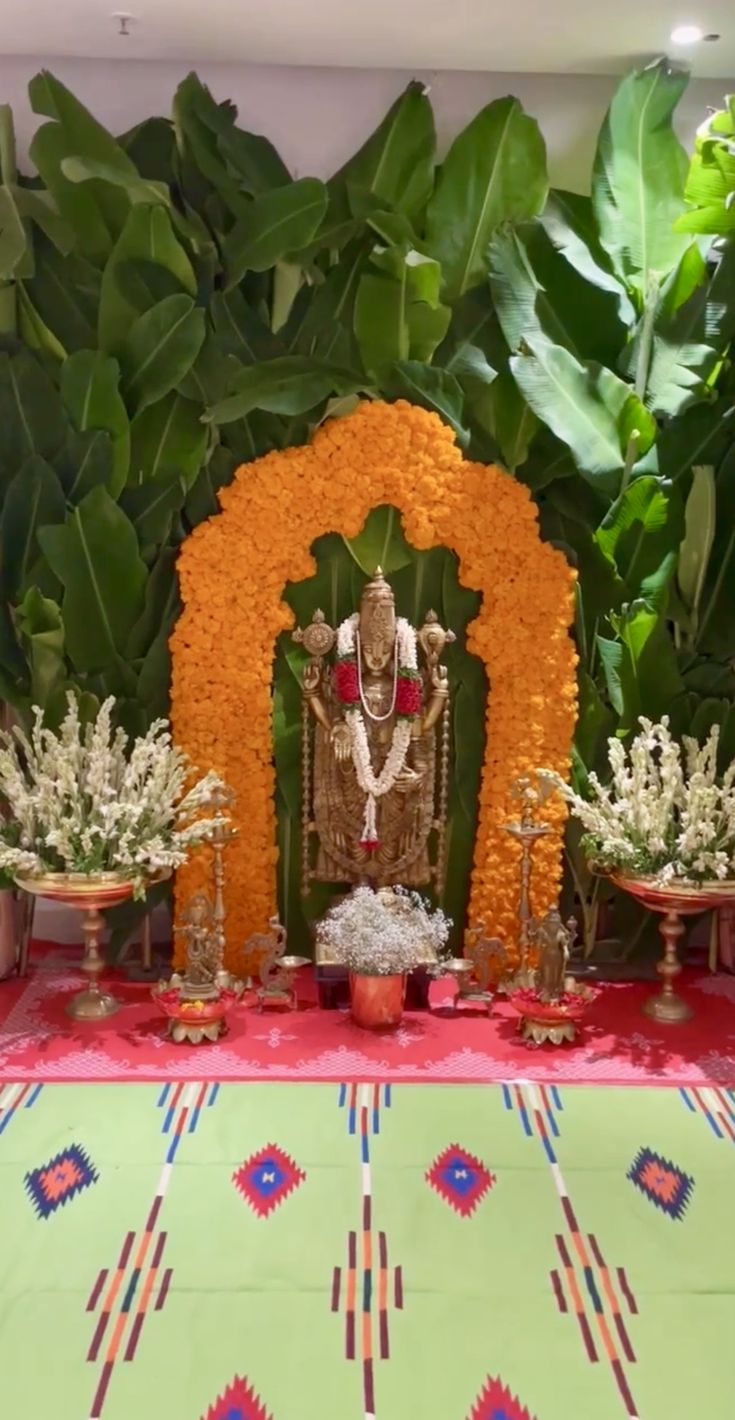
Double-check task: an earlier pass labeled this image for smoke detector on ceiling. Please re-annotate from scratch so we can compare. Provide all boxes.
[112,12,135,36]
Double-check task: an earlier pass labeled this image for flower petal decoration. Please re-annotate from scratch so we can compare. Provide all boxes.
[171,400,577,969]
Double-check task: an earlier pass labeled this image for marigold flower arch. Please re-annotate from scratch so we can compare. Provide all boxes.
[171,400,577,970]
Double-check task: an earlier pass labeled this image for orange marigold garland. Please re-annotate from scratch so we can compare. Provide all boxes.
[170,400,577,970]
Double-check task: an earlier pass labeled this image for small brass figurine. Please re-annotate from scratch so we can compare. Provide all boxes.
[153,890,244,1043]
[295,569,454,896]
[509,905,594,1046]
[241,917,310,1011]
[463,921,508,1002]
[530,908,577,1003]
[176,892,219,1000]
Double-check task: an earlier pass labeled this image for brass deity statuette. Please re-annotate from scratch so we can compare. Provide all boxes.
[174,892,220,1000]
[294,568,454,894]
[529,907,577,1003]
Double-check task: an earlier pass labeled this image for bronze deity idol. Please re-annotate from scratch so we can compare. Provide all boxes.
[294,569,454,892]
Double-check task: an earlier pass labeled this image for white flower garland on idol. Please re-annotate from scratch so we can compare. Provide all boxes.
[336,613,419,847]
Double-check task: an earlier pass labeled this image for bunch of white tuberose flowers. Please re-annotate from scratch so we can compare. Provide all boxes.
[0,696,229,896]
[545,717,735,886]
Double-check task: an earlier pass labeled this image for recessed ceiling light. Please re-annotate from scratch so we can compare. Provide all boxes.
[671,24,704,43]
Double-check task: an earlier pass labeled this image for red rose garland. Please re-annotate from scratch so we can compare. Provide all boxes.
[334,658,422,720]
[395,672,423,718]
[333,657,360,705]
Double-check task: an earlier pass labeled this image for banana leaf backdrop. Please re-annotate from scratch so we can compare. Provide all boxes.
[0,59,733,956]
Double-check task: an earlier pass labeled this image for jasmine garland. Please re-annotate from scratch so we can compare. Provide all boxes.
[544,717,735,885]
[0,697,230,896]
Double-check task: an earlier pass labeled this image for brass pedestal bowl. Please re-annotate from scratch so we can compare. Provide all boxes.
[611,874,735,1024]
[15,872,144,1021]
[509,983,598,1046]
[152,983,244,1043]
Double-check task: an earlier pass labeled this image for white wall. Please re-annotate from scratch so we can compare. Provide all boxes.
[0,56,726,193]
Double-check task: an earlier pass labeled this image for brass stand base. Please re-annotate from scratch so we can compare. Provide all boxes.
[517,1016,577,1046]
[167,1019,227,1044]
[67,988,120,1021]
[642,991,692,1024]
[456,988,493,1006]
[70,905,121,1021]
[257,988,296,1012]
[645,907,693,1025]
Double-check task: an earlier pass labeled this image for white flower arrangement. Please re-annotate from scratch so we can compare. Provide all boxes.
[544,717,735,886]
[318,885,451,975]
[0,696,230,897]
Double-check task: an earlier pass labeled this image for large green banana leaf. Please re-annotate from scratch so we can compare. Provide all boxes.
[204,356,362,424]
[39,487,147,672]
[0,455,65,601]
[56,430,114,504]
[99,206,196,354]
[510,336,650,491]
[60,350,130,495]
[0,105,31,283]
[224,178,327,286]
[697,442,735,658]
[120,294,205,414]
[677,465,716,640]
[675,99,735,235]
[381,362,468,445]
[331,81,435,220]
[0,348,68,473]
[426,97,548,300]
[539,190,635,325]
[29,71,138,260]
[489,222,628,366]
[592,59,690,292]
[353,244,450,375]
[128,392,206,487]
[22,231,100,352]
[14,586,66,714]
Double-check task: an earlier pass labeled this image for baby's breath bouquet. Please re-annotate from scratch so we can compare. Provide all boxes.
[545,716,735,886]
[318,885,451,975]
[0,696,229,897]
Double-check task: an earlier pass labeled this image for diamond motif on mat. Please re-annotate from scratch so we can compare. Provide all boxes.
[24,1143,98,1219]
[468,1375,537,1420]
[233,1144,305,1217]
[202,1375,273,1420]
[627,1146,694,1220]
[426,1144,495,1217]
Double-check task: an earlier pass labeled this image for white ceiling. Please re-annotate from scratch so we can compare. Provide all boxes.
[1,0,734,76]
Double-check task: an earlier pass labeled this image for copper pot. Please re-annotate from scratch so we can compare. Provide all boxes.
[349,972,406,1029]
